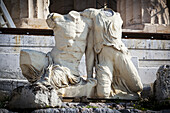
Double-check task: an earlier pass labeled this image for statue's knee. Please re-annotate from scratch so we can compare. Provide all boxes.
[138,82,143,92]
[133,82,143,92]
[97,87,110,98]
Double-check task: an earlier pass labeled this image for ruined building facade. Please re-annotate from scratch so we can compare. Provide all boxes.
[3,0,170,33]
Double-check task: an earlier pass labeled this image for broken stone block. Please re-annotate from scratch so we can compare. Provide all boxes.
[8,84,62,109]
[154,65,170,100]
[20,49,49,83]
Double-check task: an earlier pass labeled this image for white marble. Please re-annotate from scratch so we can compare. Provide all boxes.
[81,8,143,99]
[18,8,144,101]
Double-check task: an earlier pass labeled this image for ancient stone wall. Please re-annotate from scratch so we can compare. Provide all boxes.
[4,0,50,28]
[3,0,170,32]
[117,0,170,33]
[0,34,169,92]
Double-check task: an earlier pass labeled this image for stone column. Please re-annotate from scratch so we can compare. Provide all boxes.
[4,0,50,29]
[117,0,170,33]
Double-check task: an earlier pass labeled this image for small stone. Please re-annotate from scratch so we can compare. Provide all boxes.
[80,108,90,113]
[65,108,78,113]
[61,103,69,108]
[73,97,81,102]
[113,109,121,113]
[133,109,142,112]
[93,108,114,113]
[112,103,117,107]
[60,108,67,113]
[81,96,90,103]
[0,109,10,113]
[116,104,124,110]
[119,109,131,113]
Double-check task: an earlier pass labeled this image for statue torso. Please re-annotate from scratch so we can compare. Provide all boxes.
[51,14,91,75]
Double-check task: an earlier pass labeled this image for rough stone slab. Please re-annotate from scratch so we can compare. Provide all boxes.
[0,34,55,47]
[0,54,23,79]
[0,47,52,54]
[0,35,169,50]
[0,79,28,91]
[129,49,170,60]
[122,39,170,50]
[0,70,23,80]
[0,54,20,71]
[139,60,170,67]
[138,67,158,84]
[8,84,62,109]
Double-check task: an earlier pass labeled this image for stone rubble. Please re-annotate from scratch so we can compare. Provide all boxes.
[1,102,170,113]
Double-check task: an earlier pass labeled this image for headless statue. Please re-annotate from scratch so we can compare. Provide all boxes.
[81,8,143,99]
[20,8,143,99]
[20,11,96,91]
[45,11,96,90]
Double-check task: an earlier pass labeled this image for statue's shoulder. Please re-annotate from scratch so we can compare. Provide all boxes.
[81,16,92,28]
[81,8,100,18]
[51,13,65,22]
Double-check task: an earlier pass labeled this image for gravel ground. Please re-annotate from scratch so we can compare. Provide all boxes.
[1,102,170,113]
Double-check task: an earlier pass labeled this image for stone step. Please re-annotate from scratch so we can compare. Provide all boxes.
[0,34,169,84]
[129,49,170,60]
[138,67,158,84]
[122,39,170,50]
[0,35,169,50]
[0,34,55,47]
[0,78,28,91]
[139,60,170,67]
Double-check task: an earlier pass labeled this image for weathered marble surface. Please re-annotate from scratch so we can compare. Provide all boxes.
[20,49,49,83]
[19,10,97,99]
[81,8,143,99]
[9,8,145,109]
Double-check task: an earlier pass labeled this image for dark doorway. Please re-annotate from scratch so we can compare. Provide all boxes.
[49,0,117,14]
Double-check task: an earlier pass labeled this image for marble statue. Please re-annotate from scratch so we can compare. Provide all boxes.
[10,8,144,108]
[20,10,97,98]
[45,11,95,88]
[44,10,97,97]
[81,8,143,99]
